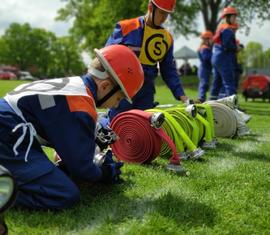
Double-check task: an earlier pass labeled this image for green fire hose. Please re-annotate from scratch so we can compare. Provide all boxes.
[147,105,205,159]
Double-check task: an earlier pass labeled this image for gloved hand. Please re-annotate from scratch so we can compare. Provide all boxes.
[100,161,124,184]
[98,115,110,129]
[103,149,115,164]
[96,117,117,151]
[99,149,123,183]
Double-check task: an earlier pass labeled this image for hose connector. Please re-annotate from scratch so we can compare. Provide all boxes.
[150,112,165,129]
[185,105,197,118]
[93,153,106,167]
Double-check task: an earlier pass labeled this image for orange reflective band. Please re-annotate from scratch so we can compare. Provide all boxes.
[66,88,97,122]
[119,18,141,37]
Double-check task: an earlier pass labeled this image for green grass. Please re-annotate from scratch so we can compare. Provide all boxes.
[0,80,28,95]
[1,79,270,234]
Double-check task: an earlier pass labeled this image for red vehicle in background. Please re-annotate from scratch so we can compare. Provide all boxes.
[0,71,17,80]
[242,74,270,102]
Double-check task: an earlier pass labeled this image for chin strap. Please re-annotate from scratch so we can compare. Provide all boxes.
[151,3,158,28]
[96,84,121,107]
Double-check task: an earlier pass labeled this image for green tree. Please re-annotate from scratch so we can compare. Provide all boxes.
[185,0,270,33]
[0,38,9,64]
[1,23,33,70]
[263,48,270,68]
[49,36,85,77]
[0,23,56,74]
[57,0,146,53]
[0,23,84,78]
[29,28,57,76]
[240,41,264,68]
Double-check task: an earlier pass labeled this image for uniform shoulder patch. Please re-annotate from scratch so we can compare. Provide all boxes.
[119,17,141,36]
[66,96,97,122]
[38,94,56,110]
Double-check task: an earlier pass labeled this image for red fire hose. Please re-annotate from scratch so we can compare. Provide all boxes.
[110,109,181,166]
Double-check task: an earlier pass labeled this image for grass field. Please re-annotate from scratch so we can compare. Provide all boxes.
[1,79,270,235]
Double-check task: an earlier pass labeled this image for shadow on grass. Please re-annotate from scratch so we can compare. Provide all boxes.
[9,178,217,231]
[240,101,270,116]
[81,188,217,229]
[230,133,270,163]
[236,133,260,142]
[244,108,270,116]
[232,151,270,163]
[148,191,217,227]
[214,141,235,151]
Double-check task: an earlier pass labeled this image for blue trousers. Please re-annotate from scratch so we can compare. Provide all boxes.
[217,67,241,98]
[210,57,236,100]
[198,68,212,101]
[0,141,80,210]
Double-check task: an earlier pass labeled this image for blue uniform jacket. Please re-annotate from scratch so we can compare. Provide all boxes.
[212,24,237,67]
[0,75,102,182]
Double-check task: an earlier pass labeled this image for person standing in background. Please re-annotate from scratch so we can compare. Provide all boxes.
[209,7,239,100]
[217,23,243,98]
[197,31,213,102]
[105,0,189,120]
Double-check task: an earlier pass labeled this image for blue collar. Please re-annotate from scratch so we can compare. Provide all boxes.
[81,74,98,102]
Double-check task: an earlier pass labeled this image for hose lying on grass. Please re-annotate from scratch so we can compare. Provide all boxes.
[146,108,196,157]
[147,104,216,159]
[205,95,251,138]
[110,109,186,173]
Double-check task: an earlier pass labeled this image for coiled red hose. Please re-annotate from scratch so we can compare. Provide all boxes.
[110,109,180,165]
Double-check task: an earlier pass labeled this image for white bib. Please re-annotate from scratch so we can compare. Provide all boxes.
[4,76,91,120]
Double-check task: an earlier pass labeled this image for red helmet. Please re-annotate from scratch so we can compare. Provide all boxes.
[94,45,144,102]
[151,0,176,13]
[200,31,213,39]
[221,7,238,18]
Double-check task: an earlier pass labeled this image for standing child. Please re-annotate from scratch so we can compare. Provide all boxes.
[197,31,213,102]
[209,7,239,100]
[106,0,189,120]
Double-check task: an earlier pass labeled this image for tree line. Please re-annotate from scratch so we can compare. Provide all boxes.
[239,42,270,69]
[0,23,85,78]
[1,0,270,78]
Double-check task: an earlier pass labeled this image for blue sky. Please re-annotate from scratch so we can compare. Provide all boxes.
[1,0,270,65]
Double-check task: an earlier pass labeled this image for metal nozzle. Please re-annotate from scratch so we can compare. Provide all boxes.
[93,153,106,167]
[190,148,204,160]
[185,105,197,118]
[178,152,190,160]
[150,112,165,129]
[201,140,216,149]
